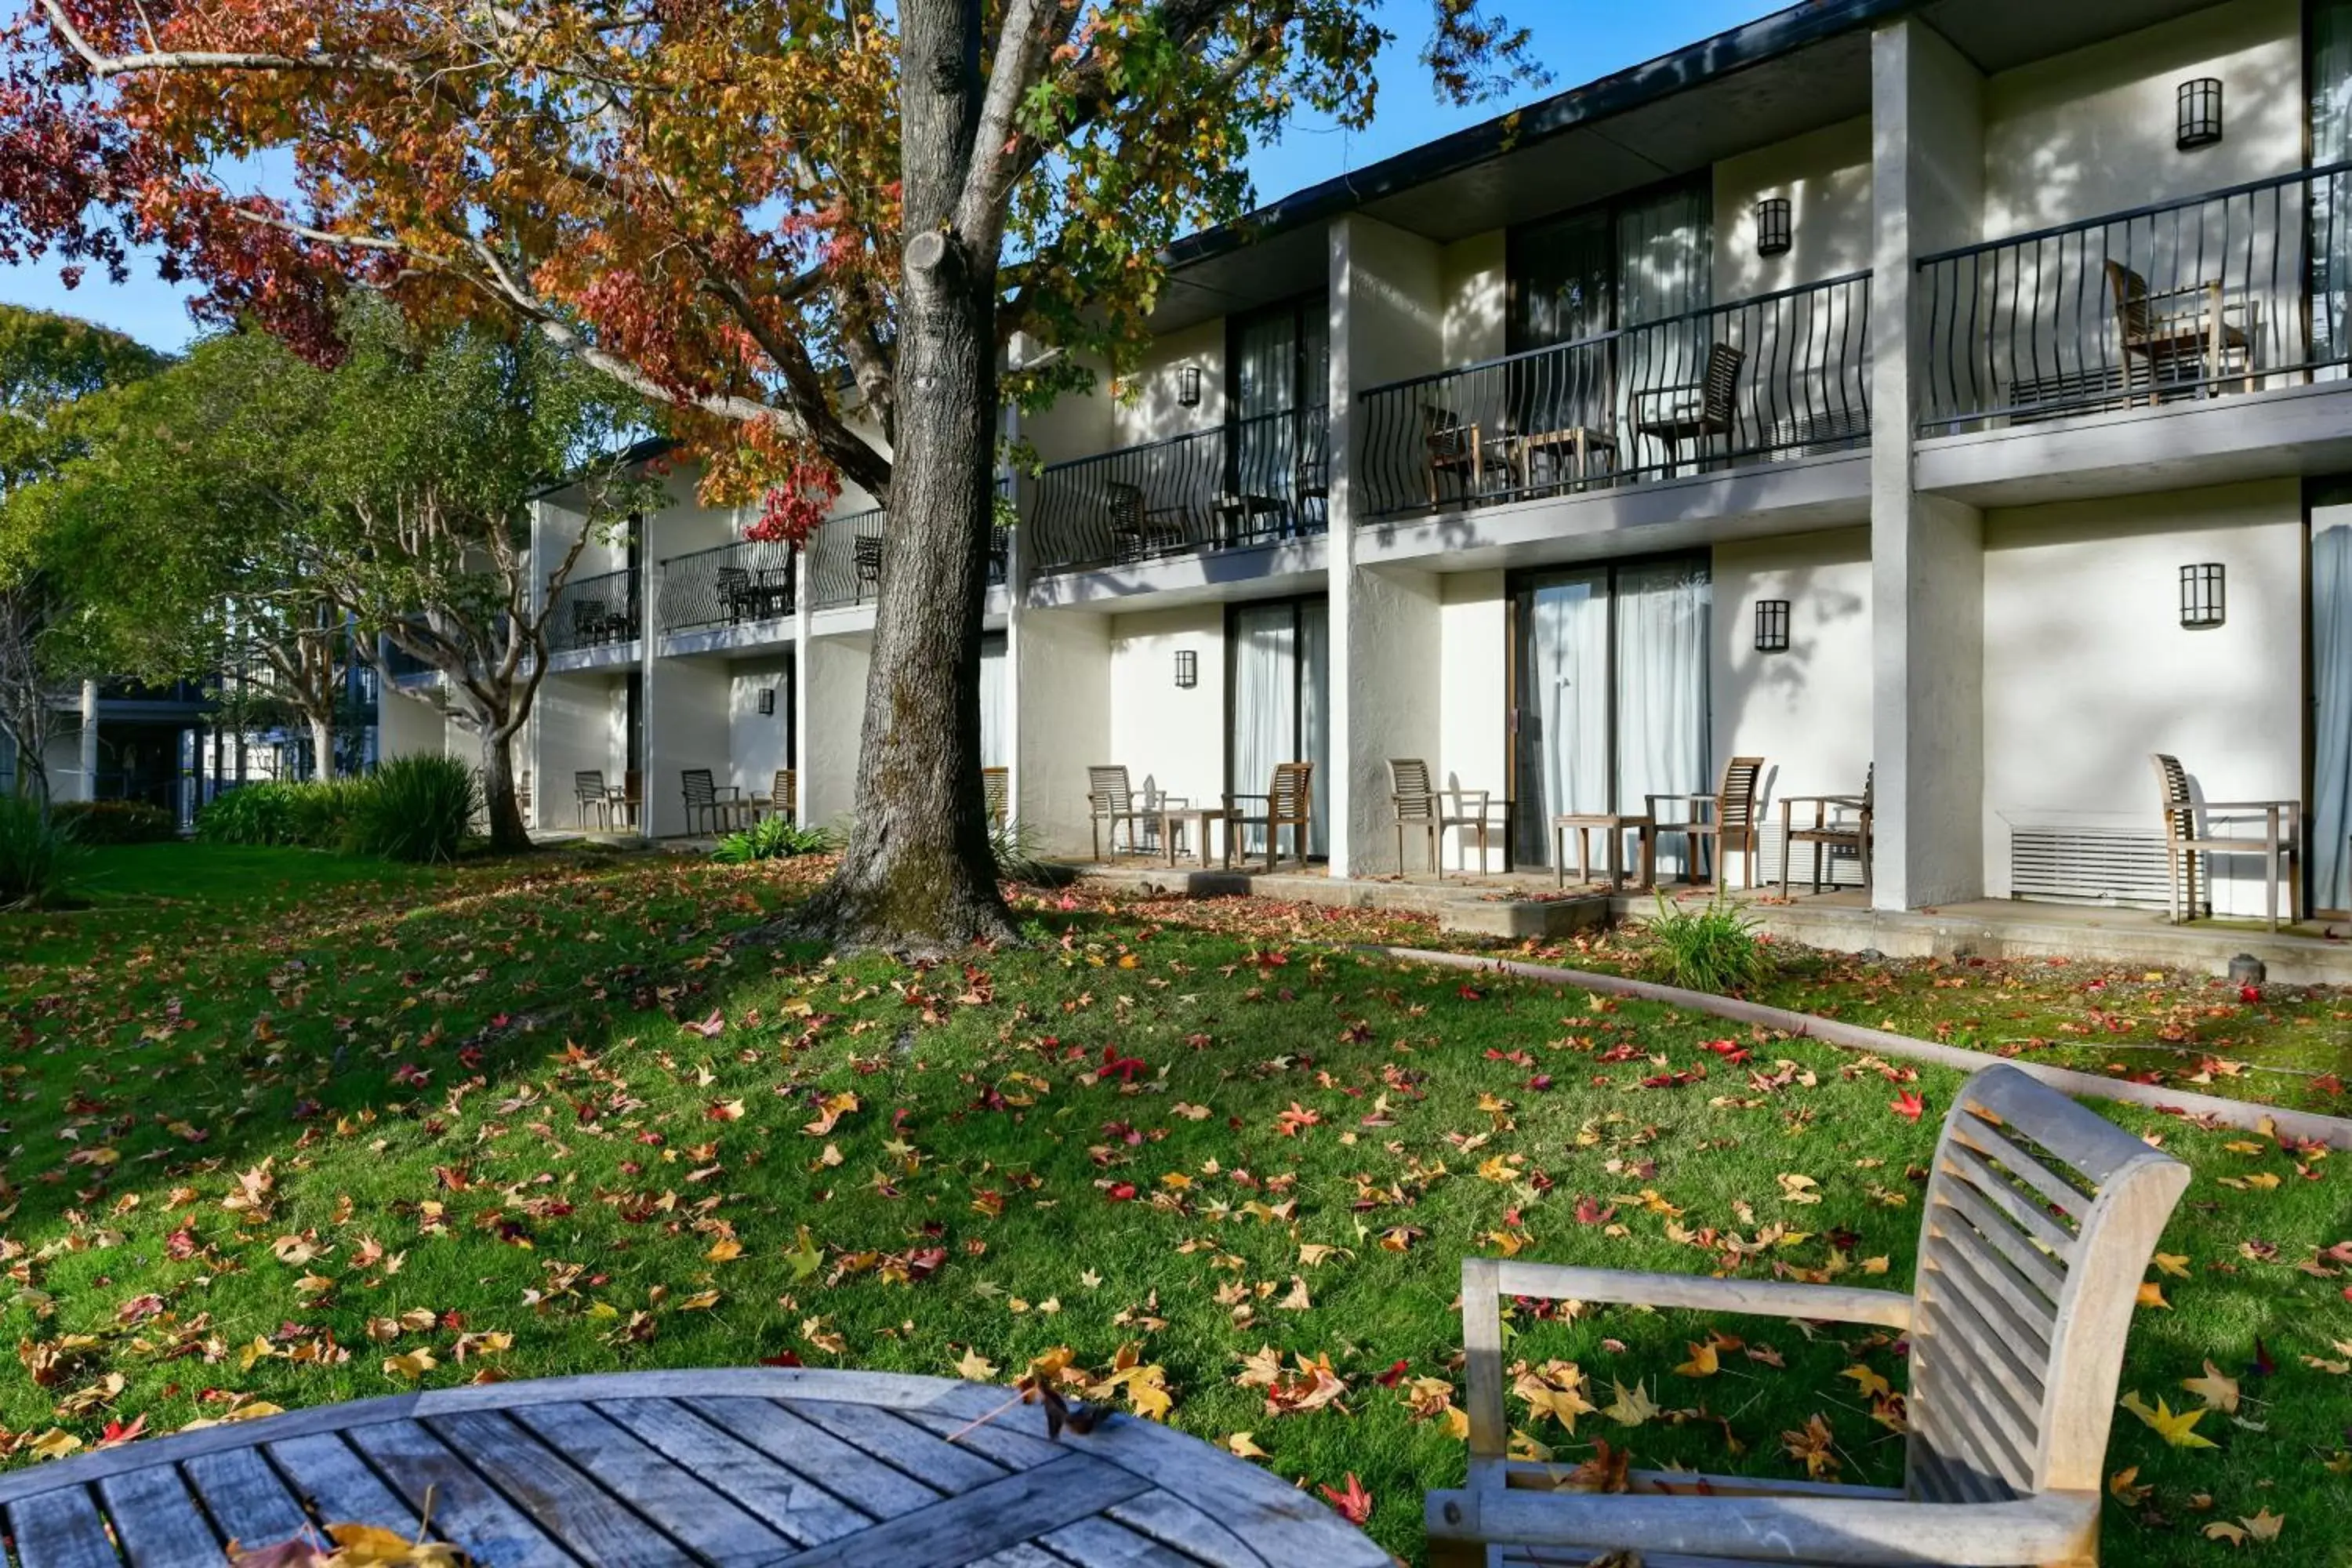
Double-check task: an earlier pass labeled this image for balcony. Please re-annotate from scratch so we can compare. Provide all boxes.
[659,537,795,636]
[1917,162,2352,433]
[806,506,888,612]
[546,566,640,655]
[1356,272,1871,523]
[1026,405,1330,576]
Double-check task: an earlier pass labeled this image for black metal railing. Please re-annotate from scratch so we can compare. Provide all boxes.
[1357,274,1870,521]
[1918,161,2352,432]
[1027,405,1330,575]
[546,566,640,654]
[807,506,890,611]
[658,538,796,635]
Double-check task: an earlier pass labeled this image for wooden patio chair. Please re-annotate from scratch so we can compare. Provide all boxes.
[1634,341,1744,477]
[1225,760,1313,871]
[747,768,797,825]
[681,768,749,836]
[982,765,1010,829]
[1780,761,1874,898]
[1647,754,1765,887]
[1421,404,1486,507]
[2106,260,2249,407]
[573,770,610,829]
[1429,1062,2191,1568]
[610,770,643,831]
[2151,753,2300,931]
[1106,480,1193,561]
[1087,764,1156,859]
[1389,759,1497,877]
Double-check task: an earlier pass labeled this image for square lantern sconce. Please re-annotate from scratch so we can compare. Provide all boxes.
[1178,365,1202,408]
[2177,78,2223,150]
[2180,564,2225,629]
[1755,198,1792,258]
[757,687,777,717]
[1754,599,1791,653]
[1174,648,1199,688]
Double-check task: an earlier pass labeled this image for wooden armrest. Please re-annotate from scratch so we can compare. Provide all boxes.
[1425,1488,2099,1566]
[1482,1260,1913,1328]
[2194,799,2296,813]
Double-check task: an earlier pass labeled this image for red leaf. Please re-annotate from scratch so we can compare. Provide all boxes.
[1375,1358,1410,1388]
[1319,1472,1374,1526]
[2238,984,2261,1003]
[1105,1182,1137,1203]
[1889,1090,1926,1123]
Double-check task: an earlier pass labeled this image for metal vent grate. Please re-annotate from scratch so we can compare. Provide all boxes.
[2009,826,2171,909]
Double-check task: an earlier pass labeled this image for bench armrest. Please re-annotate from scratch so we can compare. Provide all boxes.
[1477,1259,1912,1328]
[1424,1487,2100,1566]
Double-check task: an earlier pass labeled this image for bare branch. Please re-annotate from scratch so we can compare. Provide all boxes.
[35,0,420,80]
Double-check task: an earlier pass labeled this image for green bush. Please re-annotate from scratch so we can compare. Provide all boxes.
[989,820,1059,884]
[348,754,478,863]
[0,795,85,909]
[710,814,835,864]
[1639,892,1775,994]
[195,781,350,847]
[286,779,372,851]
[53,800,179,845]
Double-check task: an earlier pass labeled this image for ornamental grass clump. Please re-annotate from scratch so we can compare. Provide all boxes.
[1640,891,1775,995]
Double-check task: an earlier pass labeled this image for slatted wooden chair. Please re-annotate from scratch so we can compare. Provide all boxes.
[854,534,885,602]
[1780,762,1874,899]
[1421,404,1487,507]
[1224,760,1313,871]
[681,768,750,836]
[2106,260,2249,407]
[1635,341,1744,477]
[2151,753,2300,931]
[982,765,1010,829]
[1087,764,1156,860]
[573,770,610,829]
[749,768,797,825]
[1389,758,1498,877]
[1429,1062,2191,1568]
[1648,754,1765,888]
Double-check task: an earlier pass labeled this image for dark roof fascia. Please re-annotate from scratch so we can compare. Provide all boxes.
[527,434,677,502]
[1163,0,1919,270]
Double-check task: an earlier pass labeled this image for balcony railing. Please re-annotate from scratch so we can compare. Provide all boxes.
[1026,405,1330,575]
[546,566,640,654]
[807,506,891,612]
[1357,273,1870,521]
[658,537,796,635]
[1917,161,2352,432]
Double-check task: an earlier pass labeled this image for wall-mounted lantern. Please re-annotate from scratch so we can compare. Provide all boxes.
[1178,365,1202,408]
[2177,78,2223,150]
[757,687,777,716]
[2180,564,2225,628]
[1754,599,1791,653]
[1174,648,1198,688]
[1755,198,1792,258]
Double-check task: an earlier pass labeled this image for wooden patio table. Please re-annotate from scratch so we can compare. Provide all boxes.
[0,1367,1385,1568]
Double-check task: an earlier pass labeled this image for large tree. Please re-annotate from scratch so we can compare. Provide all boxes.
[0,0,1536,948]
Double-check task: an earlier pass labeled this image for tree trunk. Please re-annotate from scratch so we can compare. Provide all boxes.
[310,713,335,781]
[478,724,530,854]
[787,0,1013,955]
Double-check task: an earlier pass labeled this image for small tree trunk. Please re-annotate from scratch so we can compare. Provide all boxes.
[478,725,530,853]
[310,713,336,781]
[788,0,1011,955]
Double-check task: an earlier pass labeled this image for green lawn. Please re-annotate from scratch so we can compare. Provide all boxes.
[0,846,2345,1563]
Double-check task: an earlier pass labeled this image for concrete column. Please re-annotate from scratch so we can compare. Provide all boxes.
[1013,609,1110,856]
[75,679,99,803]
[1869,19,1986,910]
[1329,215,1446,877]
[802,633,869,831]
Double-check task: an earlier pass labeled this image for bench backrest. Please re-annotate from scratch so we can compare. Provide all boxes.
[2151,752,2194,843]
[772,769,797,821]
[1269,761,1312,826]
[1698,341,1745,423]
[681,768,718,807]
[575,771,605,802]
[1906,1065,2190,1501]
[1389,758,1436,822]
[1716,755,1766,831]
[1088,764,1133,815]
[982,766,1010,826]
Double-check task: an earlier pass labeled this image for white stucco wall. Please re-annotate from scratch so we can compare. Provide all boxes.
[1981,479,2303,916]
[1440,230,1507,370]
[802,636,870,832]
[376,688,459,765]
[528,672,628,831]
[1346,566,1443,873]
[1712,529,1875,886]
[1104,604,1227,816]
[645,655,731,837]
[1714,116,1875,299]
[1436,570,1509,871]
[728,655,794,802]
[1981,0,2300,236]
[1014,610,1112,854]
[1110,318,1226,448]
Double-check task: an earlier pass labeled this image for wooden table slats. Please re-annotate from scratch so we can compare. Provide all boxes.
[0,1370,1385,1568]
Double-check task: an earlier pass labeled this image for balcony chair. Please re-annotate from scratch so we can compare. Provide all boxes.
[2105,260,2250,406]
[573,770,611,829]
[1646,753,1765,888]
[570,596,628,648]
[986,523,1011,586]
[1105,480,1194,562]
[982,766,1010,830]
[715,564,758,625]
[1223,760,1313,872]
[1428,1062,2190,1568]
[681,768,751,837]
[1087,765,1160,859]
[852,535,885,604]
[1634,341,1744,478]
[1420,403,1490,507]
[1388,758,1501,877]
[1780,761,1873,899]
[2151,753,2299,931]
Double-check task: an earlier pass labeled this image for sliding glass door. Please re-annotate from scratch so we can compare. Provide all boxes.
[979,633,1008,771]
[1512,557,1711,875]
[1229,597,1330,858]
[1228,296,1330,536]
[2315,508,2352,916]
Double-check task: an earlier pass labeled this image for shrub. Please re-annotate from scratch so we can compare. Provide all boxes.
[989,820,1059,884]
[53,800,178,845]
[196,780,364,848]
[710,814,835,863]
[286,779,373,851]
[0,795,85,909]
[1639,892,1775,994]
[349,755,479,863]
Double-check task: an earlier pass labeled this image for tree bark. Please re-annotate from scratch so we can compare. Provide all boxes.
[478,724,529,854]
[786,0,1014,955]
[310,713,335,781]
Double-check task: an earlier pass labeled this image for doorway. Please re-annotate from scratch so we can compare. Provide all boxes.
[1226,596,1330,858]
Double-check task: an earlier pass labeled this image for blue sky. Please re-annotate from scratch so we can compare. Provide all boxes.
[0,2,1771,352]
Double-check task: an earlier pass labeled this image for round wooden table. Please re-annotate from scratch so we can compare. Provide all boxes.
[0,1368,1388,1567]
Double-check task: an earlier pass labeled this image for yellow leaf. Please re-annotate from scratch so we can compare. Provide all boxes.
[27,1428,80,1461]
[2135,1282,2170,1309]
[383,1348,437,1381]
[2151,1252,2190,1279]
[2118,1391,2216,1449]
[2204,1521,2248,1545]
[1777,1173,1821,1205]
[1841,1363,1892,1401]
[953,1348,998,1382]
[2180,1360,2239,1414]
[1673,1341,1719,1378]
[706,1237,742,1263]
[2241,1508,2284,1542]
[2108,1467,2150,1505]
[1277,1276,1312,1311]
[1602,1379,1659,1428]
[1225,1432,1269,1459]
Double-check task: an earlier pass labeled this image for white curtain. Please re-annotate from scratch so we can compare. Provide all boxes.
[1230,603,1294,856]
[1525,573,1612,863]
[978,635,1008,771]
[1614,561,1713,879]
[2315,519,2352,913]
[1616,183,1715,470]
[2315,5,2352,370]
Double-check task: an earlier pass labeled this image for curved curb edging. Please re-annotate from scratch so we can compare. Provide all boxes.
[1360,944,2352,1151]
